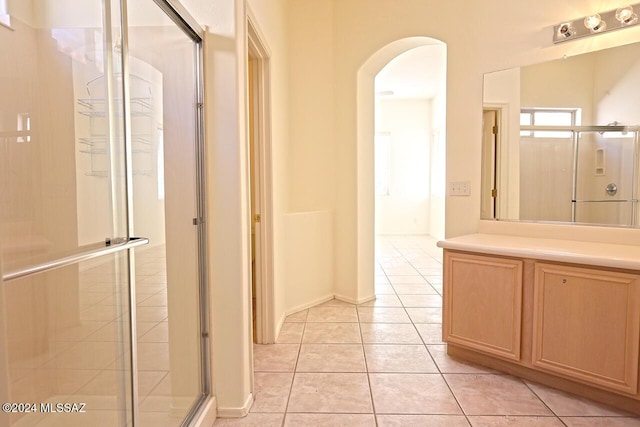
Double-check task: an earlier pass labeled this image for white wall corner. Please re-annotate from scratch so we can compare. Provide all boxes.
[215,393,254,419]
[284,294,335,318]
[334,293,376,305]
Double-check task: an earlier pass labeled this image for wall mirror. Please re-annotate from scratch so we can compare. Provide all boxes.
[482,41,640,227]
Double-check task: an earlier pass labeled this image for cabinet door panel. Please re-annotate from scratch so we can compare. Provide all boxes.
[444,252,523,361]
[532,263,640,395]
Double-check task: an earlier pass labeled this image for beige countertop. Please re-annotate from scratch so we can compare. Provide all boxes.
[437,233,640,270]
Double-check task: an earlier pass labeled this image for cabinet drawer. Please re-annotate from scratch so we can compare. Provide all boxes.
[444,252,523,361]
[532,263,640,395]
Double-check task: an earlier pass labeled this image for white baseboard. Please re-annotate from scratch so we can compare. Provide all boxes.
[334,293,376,305]
[274,294,335,341]
[275,312,286,341]
[215,393,253,418]
[375,233,430,236]
[284,294,335,317]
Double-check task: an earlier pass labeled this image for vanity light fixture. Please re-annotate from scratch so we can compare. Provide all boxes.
[584,14,606,33]
[553,3,640,43]
[616,5,638,24]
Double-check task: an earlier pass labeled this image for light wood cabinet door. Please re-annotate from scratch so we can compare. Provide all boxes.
[532,263,640,395]
[444,251,523,361]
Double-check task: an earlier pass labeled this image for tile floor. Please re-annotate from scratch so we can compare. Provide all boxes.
[214,235,640,427]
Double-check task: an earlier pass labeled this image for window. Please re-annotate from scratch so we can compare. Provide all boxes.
[16,113,30,143]
[375,132,391,196]
[520,108,580,138]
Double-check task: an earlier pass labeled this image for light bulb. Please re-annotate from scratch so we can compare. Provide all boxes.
[616,6,638,25]
[557,22,576,38]
[584,13,607,32]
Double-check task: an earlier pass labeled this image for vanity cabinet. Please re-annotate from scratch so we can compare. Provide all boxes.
[439,234,640,414]
[532,263,640,395]
[443,252,523,361]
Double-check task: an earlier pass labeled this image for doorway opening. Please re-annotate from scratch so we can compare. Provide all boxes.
[247,17,275,344]
[371,42,447,293]
[482,108,500,220]
[356,37,447,302]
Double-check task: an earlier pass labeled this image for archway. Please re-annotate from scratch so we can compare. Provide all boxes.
[356,37,447,299]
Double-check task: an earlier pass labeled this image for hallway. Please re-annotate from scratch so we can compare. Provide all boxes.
[214,236,640,426]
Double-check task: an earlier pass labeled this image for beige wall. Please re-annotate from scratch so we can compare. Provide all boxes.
[521,54,597,124]
[375,98,431,235]
[283,211,334,311]
[594,42,640,125]
[429,89,446,240]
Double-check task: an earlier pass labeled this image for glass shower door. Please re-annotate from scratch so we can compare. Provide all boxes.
[0,1,137,426]
[574,130,638,226]
[0,1,207,425]
[126,2,208,425]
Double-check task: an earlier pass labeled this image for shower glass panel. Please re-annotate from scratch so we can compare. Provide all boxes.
[574,130,637,226]
[127,1,205,425]
[519,131,574,222]
[1,255,134,427]
[0,1,135,426]
[519,126,639,227]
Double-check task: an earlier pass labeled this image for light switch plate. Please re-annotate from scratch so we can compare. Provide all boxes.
[449,181,471,196]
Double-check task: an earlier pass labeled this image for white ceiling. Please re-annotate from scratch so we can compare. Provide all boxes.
[375,44,446,100]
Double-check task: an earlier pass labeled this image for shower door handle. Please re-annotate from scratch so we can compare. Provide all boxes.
[2,237,149,282]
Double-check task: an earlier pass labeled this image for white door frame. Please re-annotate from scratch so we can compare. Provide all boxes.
[247,14,275,344]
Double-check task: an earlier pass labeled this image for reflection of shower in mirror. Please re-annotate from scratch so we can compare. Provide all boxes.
[482,40,640,228]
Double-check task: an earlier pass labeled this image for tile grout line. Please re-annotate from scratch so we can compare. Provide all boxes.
[279,309,307,426]
[390,237,473,426]
[522,380,569,426]
[368,255,389,426]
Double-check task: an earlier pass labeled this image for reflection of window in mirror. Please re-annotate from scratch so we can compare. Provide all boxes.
[16,113,31,143]
[520,108,580,138]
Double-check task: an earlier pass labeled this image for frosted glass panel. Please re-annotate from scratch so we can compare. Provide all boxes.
[0,0,127,267]
[2,254,133,427]
[519,136,574,222]
[0,2,133,426]
[574,131,636,226]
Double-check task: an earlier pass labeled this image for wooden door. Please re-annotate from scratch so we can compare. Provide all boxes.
[481,110,497,219]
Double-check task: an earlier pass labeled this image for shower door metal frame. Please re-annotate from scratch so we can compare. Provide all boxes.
[521,124,640,226]
[118,0,210,425]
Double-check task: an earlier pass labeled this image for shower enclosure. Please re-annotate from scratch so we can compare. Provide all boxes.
[520,125,640,227]
[0,1,209,426]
